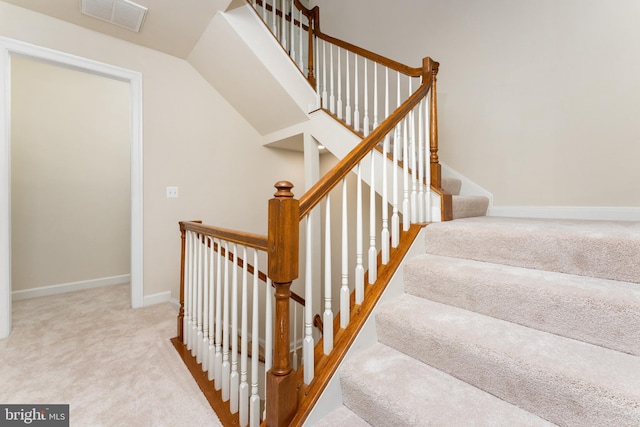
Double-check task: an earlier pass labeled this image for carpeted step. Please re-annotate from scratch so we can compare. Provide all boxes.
[312,405,372,427]
[441,177,461,196]
[339,342,554,427]
[403,254,640,356]
[452,195,489,219]
[424,217,640,283]
[376,294,640,427]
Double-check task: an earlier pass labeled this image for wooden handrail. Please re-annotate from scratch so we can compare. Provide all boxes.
[181,221,268,251]
[302,3,423,77]
[179,220,305,306]
[298,77,433,218]
[314,31,423,77]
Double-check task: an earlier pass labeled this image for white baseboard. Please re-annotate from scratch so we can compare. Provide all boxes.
[488,206,640,221]
[12,274,130,301]
[143,291,172,307]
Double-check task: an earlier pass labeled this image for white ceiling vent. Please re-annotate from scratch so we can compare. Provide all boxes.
[81,0,148,32]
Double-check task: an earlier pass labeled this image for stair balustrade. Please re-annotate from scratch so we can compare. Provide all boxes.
[250,1,427,138]
[173,2,450,426]
[174,221,306,427]
[251,0,313,82]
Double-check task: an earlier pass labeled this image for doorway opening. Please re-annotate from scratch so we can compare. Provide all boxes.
[0,37,144,339]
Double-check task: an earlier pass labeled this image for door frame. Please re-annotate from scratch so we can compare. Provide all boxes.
[0,37,144,339]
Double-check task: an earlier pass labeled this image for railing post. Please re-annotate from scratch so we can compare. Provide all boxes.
[266,181,299,427]
[178,222,186,341]
[425,57,441,189]
[424,57,452,221]
[306,7,318,88]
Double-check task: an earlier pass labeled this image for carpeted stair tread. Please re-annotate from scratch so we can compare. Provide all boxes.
[339,342,554,427]
[311,405,372,427]
[424,216,640,283]
[404,253,640,356]
[452,195,489,219]
[441,177,461,195]
[376,294,640,427]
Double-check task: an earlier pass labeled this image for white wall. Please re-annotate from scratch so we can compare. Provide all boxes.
[0,3,306,300]
[11,56,130,291]
[310,0,640,208]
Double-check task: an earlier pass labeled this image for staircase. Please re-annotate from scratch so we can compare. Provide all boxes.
[312,217,640,426]
[174,2,639,426]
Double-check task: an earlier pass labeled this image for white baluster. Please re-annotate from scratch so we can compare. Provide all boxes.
[373,63,379,129]
[271,0,276,34]
[353,55,360,132]
[298,9,304,71]
[263,278,273,421]
[303,215,314,384]
[321,40,327,109]
[315,35,321,109]
[214,238,223,389]
[208,239,216,380]
[298,304,304,369]
[329,44,335,114]
[239,246,249,426]
[210,239,218,377]
[262,0,266,21]
[184,231,192,349]
[202,237,210,372]
[381,69,390,264]
[368,152,377,284]
[403,116,410,232]
[345,52,352,126]
[363,58,369,136]
[340,178,350,328]
[281,0,287,49]
[289,0,294,61]
[292,302,297,371]
[230,243,239,413]
[323,195,333,354]
[417,100,425,224]
[355,163,364,304]
[188,231,196,351]
[196,234,203,362]
[391,72,401,248]
[249,250,260,427]
[336,47,343,119]
[410,100,418,224]
[222,241,231,401]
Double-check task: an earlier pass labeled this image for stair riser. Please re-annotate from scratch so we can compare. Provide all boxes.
[424,219,640,284]
[451,196,489,219]
[375,299,640,427]
[403,255,640,356]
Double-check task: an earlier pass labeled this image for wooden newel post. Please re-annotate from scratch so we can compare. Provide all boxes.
[266,181,299,427]
[178,222,187,342]
[306,7,318,88]
[425,57,442,189]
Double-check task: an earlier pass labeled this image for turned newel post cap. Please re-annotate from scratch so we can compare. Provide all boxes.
[273,181,295,198]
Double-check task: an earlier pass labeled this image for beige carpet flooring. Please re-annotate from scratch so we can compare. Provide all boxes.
[0,284,222,427]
